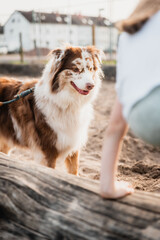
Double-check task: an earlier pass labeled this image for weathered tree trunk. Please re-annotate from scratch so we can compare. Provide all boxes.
[0,153,160,240]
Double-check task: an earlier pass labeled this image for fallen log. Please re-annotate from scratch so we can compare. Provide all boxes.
[0,153,160,240]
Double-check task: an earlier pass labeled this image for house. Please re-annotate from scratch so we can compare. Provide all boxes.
[4,10,118,53]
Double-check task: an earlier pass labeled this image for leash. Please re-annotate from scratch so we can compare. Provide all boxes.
[0,87,35,107]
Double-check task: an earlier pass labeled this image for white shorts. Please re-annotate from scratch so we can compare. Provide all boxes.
[128,86,160,146]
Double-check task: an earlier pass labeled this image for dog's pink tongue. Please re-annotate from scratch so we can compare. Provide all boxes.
[71,81,89,95]
[79,89,89,95]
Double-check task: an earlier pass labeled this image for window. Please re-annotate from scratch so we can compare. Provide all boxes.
[88,19,93,25]
[56,16,62,22]
[82,18,87,24]
[41,15,46,21]
[64,16,70,23]
[104,19,111,26]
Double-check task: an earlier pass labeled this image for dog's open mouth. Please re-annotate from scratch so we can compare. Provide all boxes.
[70,81,89,95]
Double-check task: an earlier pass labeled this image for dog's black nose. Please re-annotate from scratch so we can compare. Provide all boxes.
[86,83,95,90]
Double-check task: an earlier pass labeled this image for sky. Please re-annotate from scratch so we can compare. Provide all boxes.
[0,0,139,25]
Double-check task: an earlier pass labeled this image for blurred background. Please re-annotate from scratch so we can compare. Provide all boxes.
[0,0,139,64]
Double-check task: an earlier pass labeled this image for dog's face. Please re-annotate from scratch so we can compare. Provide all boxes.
[45,46,102,101]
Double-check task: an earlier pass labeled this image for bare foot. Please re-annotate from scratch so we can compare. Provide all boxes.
[100,180,134,199]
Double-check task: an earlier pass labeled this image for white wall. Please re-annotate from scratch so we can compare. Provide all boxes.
[30,23,95,49]
[95,26,119,52]
[95,26,109,51]
[4,11,119,54]
[30,23,73,49]
[77,25,92,46]
[4,11,31,52]
[0,34,6,45]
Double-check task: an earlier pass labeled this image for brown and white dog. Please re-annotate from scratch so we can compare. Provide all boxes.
[0,46,103,175]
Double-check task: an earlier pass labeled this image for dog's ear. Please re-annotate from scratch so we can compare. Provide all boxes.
[94,50,102,64]
[50,48,68,92]
[50,48,64,60]
[86,46,103,64]
[93,48,105,64]
[50,48,74,91]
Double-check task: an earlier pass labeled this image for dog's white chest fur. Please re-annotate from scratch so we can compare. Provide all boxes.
[55,105,93,153]
[35,86,93,154]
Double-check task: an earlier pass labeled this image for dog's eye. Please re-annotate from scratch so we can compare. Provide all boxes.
[73,67,80,73]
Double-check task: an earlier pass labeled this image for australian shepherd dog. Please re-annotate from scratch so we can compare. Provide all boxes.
[0,46,103,175]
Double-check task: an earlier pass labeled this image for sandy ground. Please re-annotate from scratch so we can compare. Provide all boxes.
[5,77,160,193]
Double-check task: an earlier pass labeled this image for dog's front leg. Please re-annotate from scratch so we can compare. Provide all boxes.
[0,140,10,154]
[65,151,79,175]
[44,149,59,169]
